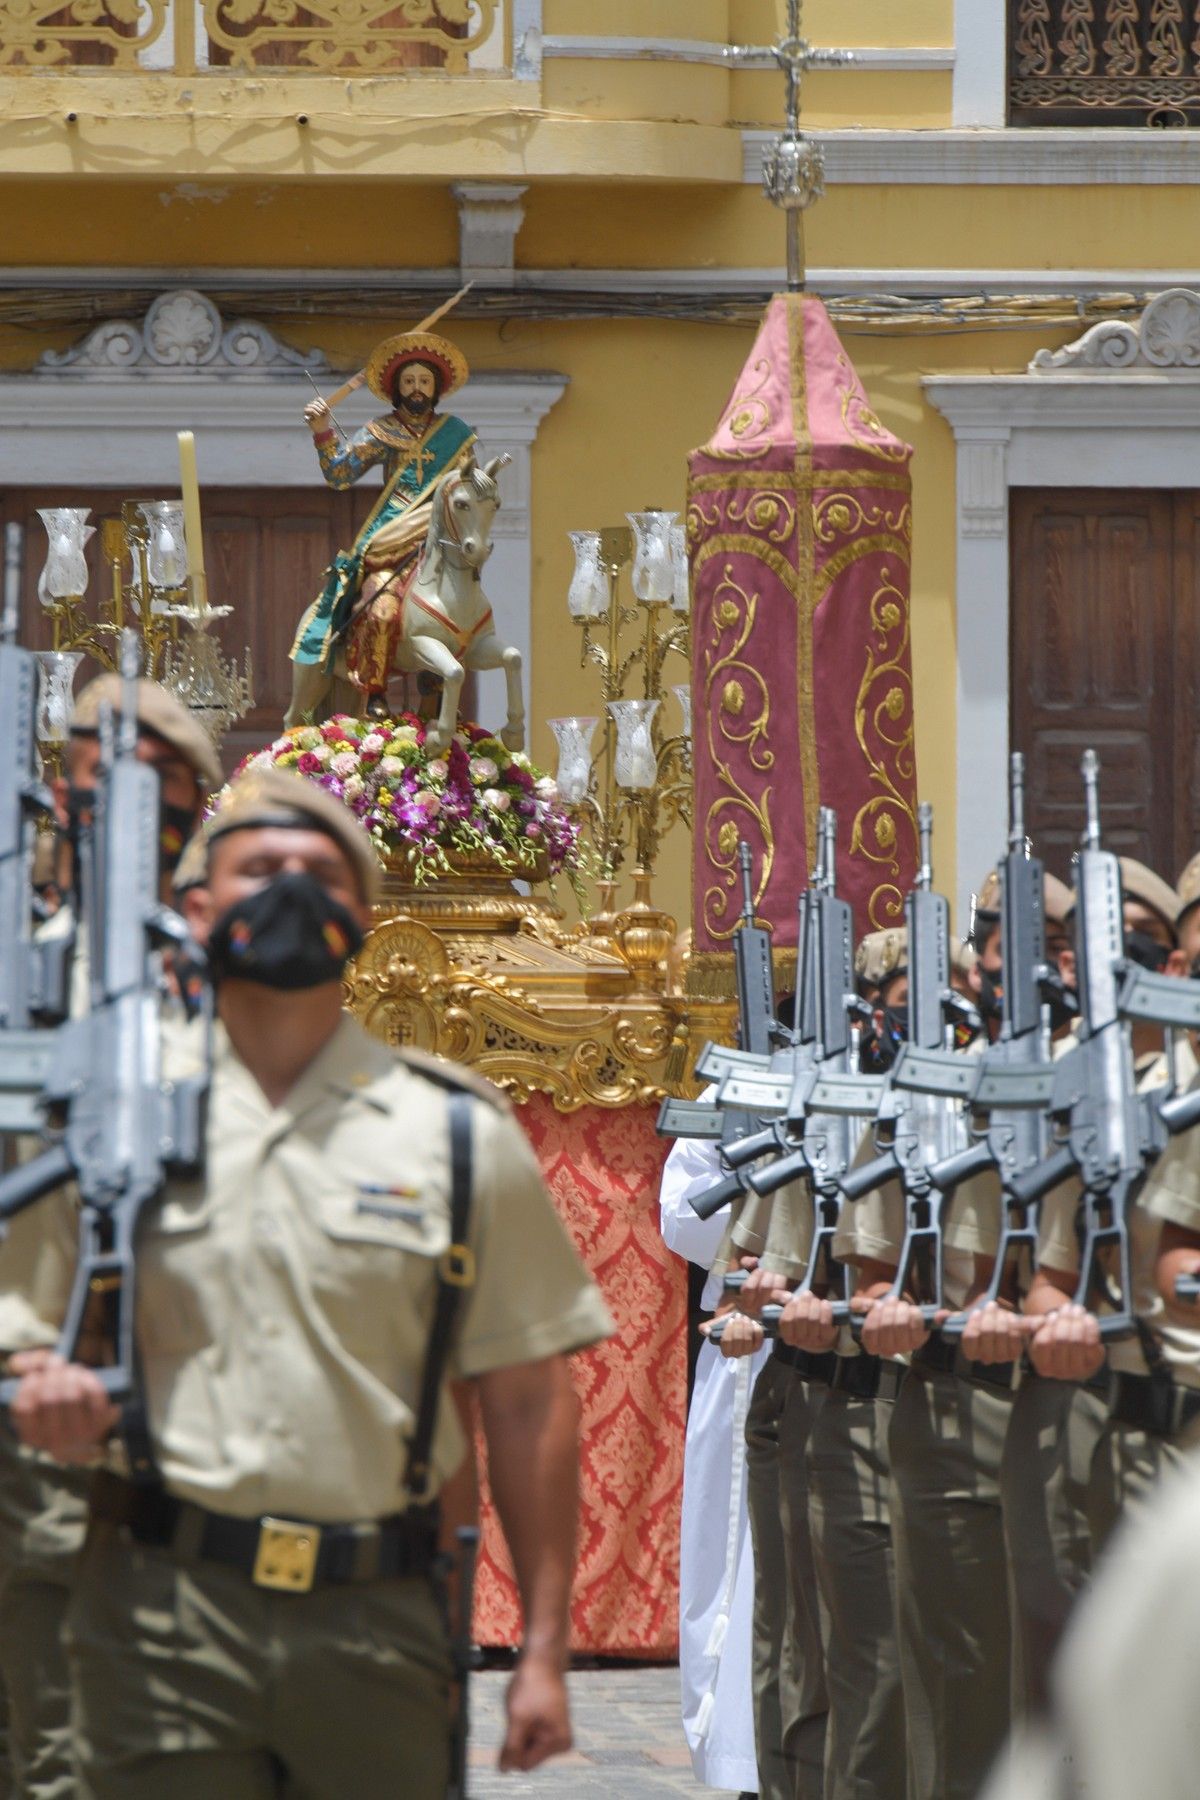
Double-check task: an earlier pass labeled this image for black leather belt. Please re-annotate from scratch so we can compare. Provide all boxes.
[1107,1370,1200,1440]
[771,1342,837,1384]
[829,1354,906,1403]
[912,1338,1016,1395]
[1020,1362,1109,1401]
[90,1471,439,1594]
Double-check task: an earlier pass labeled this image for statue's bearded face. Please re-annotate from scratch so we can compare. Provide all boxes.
[393,362,439,419]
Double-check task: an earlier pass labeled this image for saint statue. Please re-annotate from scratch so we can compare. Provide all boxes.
[287,327,476,721]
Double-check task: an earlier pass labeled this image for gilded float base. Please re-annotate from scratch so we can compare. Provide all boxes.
[348,864,728,1112]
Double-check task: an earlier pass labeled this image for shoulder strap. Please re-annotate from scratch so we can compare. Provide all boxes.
[404,1090,476,1502]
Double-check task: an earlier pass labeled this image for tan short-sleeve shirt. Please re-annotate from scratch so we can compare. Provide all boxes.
[24,1016,613,1519]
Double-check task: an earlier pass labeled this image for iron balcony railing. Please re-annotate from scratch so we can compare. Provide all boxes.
[1010,0,1200,126]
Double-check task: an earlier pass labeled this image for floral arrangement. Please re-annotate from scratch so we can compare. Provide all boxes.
[231,713,583,885]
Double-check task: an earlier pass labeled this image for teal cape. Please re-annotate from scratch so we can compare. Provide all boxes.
[292,413,475,669]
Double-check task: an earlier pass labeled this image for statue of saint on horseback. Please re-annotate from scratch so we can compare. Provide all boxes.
[286,319,524,753]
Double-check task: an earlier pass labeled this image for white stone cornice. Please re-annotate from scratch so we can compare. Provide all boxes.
[743,128,1200,187]
[452,182,527,288]
[37,288,328,378]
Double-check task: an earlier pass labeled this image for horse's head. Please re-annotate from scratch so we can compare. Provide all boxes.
[424,452,509,577]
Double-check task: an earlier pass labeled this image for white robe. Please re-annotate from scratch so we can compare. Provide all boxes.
[661,1130,769,1794]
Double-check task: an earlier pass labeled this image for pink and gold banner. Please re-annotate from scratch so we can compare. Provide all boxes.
[688,294,919,968]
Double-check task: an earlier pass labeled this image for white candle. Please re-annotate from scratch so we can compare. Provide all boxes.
[177,429,207,607]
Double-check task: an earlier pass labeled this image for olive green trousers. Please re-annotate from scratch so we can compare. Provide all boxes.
[0,1439,90,1799]
[65,1521,453,1800]
[888,1366,1013,1800]
[745,1355,828,1800]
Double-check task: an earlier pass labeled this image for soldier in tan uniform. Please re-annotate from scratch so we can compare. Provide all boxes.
[717,1172,829,1800]
[9,768,613,1799]
[0,676,221,1800]
[1174,849,1200,970]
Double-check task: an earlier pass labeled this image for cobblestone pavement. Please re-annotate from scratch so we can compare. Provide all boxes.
[468,1665,742,1798]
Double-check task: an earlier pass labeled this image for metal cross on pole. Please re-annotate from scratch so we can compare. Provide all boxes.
[756,0,853,292]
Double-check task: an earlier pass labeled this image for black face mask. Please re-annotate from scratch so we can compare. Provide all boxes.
[67,787,195,881]
[882,1004,908,1051]
[207,871,363,991]
[1125,929,1171,974]
[858,1024,895,1075]
[976,965,1004,1023]
[159,802,197,877]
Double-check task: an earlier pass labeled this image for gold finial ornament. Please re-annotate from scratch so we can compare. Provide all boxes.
[757,0,853,291]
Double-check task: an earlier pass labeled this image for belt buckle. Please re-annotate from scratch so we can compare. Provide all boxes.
[253,1518,321,1593]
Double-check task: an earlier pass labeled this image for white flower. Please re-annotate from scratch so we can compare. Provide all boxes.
[535,775,559,802]
[379,755,405,777]
[470,756,499,785]
[482,788,510,813]
[426,759,449,785]
[250,751,275,772]
[343,775,364,802]
[361,733,386,755]
[509,752,531,770]
[392,726,419,747]
[331,751,358,777]
[311,743,332,765]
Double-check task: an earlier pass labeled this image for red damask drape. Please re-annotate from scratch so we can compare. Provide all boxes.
[472,1097,685,1657]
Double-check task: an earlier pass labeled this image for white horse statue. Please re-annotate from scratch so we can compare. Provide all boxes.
[285,452,524,753]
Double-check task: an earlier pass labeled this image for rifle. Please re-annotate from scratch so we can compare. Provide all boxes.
[835,803,977,1323]
[657,839,799,1219]
[928,754,1058,1337]
[0,632,212,1457]
[1005,752,1163,1337]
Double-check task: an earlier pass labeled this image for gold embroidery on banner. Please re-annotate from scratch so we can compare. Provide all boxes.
[707,358,775,461]
[788,296,820,865]
[725,489,797,546]
[815,533,912,604]
[693,553,776,942]
[813,492,913,547]
[688,468,913,498]
[850,565,918,930]
[834,354,909,466]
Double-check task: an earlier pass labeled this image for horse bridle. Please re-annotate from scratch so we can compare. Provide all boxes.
[434,473,484,568]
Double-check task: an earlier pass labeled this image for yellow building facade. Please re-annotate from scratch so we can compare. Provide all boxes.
[3,0,1198,928]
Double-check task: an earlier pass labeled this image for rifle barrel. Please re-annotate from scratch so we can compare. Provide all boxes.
[917,802,933,890]
[1081,749,1101,851]
[1009,751,1026,856]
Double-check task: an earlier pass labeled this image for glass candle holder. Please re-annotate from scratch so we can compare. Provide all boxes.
[672,683,692,741]
[141,501,189,593]
[670,523,690,612]
[627,510,678,605]
[37,508,92,605]
[35,650,84,745]
[548,715,598,805]
[608,697,661,790]
[567,531,608,619]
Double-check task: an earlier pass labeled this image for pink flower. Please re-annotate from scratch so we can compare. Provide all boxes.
[330,751,357,777]
[296,752,321,774]
[414,789,442,816]
[469,756,499,785]
[482,788,510,813]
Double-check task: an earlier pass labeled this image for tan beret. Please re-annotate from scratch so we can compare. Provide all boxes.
[1177,851,1200,924]
[1043,872,1073,926]
[974,867,1072,927]
[1065,857,1180,942]
[171,830,208,898]
[204,766,381,904]
[71,675,223,796]
[855,927,907,988]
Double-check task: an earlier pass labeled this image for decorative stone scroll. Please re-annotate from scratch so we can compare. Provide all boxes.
[1031,287,1200,373]
[36,291,329,379]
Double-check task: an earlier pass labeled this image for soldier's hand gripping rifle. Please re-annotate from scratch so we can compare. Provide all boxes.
[835,804,978,1324]
[1005,752,1168,1337]
[928,754,1058,1337]
[657,841,798,1219]
[0,633,212,1455]
[708,811,862,1340]
[0,523,72,1136]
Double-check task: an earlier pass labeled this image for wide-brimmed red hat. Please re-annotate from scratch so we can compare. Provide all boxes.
[364,330,468,404]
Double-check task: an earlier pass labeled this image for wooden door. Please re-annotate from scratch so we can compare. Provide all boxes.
[0,486,474,777]
[1010,488,1196,885]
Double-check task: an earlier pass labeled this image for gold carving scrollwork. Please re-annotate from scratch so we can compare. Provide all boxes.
[0,0,169,67]
[850,565,918,931]
[202,0,496,73]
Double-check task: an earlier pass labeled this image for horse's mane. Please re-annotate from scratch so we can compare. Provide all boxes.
[419,460,499,583]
